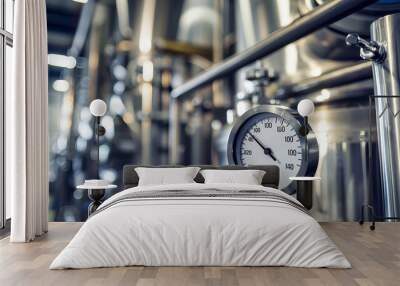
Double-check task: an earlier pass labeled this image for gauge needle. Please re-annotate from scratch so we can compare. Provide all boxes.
[248,132,281,164]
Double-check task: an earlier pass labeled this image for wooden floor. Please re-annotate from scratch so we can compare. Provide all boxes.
[0,222,399,286]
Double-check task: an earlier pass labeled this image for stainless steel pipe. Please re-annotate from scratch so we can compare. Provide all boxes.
[275,62,372,98]
[371,14,400,217]
[171,0,377,100]
[168,99,181,164]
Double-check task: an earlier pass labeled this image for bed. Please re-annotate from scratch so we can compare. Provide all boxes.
[50,165,350,269]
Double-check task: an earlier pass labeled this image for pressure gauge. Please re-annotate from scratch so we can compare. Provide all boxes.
[227,105,319,193]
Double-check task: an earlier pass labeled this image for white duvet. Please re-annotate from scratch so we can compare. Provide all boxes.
[50,183,350,269]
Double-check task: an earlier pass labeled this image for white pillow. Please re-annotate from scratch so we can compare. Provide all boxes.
[200,169,266,185]
[135,167,200,186]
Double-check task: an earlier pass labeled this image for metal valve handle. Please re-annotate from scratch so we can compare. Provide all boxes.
[245,68,279,83]
[345,33,386,63]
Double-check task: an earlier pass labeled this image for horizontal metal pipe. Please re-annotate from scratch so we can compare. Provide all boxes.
[155,39,212,59]
[285,80,373,106]
[275,62,372,98]
[171,0,377,100]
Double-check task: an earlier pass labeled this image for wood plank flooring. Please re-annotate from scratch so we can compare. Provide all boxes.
[0,222,399,286]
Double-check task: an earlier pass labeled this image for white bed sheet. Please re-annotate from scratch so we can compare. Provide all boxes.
[50,183,350,269]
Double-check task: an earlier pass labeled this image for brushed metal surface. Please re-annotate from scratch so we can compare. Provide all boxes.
[371,14,400,217]
[309,106,382,221]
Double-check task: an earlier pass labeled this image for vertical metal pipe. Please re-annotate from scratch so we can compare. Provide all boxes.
[371,14,400,217]
[141,82,153,165]
[138,0,156,165]
[212,0,225,107]
[168,98,181,164]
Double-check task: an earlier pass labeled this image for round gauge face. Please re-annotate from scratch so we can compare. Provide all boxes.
[231,110,306,190]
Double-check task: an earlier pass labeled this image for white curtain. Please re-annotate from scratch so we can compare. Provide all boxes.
[7,0,49,242]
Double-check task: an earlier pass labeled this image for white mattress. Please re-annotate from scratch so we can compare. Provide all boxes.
[50,183,350,269]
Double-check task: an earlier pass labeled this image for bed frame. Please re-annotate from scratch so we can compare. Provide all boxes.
[122,165,280,189]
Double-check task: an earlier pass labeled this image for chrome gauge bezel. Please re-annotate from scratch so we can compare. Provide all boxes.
[227,105,319,193]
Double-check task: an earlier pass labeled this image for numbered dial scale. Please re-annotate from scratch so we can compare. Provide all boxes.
[227,105,318,192]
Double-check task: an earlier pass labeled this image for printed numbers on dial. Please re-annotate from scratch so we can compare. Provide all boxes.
[239,115,302,189]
